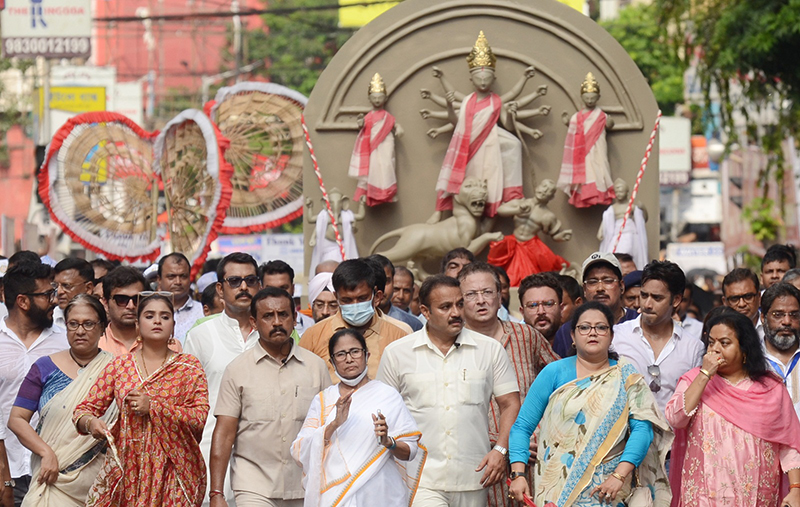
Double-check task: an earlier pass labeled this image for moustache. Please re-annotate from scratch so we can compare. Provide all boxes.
[236,292,253,299]
[448,318,463,326]
[270,327,288,336]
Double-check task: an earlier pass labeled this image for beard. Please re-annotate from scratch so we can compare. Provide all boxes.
[28,304,54,329]
[766,326,800,352]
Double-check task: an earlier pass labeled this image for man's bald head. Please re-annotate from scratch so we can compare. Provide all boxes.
[315,260,340,275]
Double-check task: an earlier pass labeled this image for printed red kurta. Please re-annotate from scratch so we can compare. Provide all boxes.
[74,353,209,507]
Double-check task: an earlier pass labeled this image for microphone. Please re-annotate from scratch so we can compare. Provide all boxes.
[281,357,288,365]
[454,342,461,349]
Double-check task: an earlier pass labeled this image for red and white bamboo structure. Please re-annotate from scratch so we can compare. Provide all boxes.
[613,110,662,253]
[302,115,346,261]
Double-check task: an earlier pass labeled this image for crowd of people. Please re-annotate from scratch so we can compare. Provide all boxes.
[0,244,799,507]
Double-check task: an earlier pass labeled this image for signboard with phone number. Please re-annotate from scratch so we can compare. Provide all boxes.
[1,0,92,59]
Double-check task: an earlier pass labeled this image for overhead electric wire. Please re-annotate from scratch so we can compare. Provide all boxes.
[93,0,399,23]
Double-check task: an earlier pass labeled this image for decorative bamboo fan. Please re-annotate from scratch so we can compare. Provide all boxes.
[209,83,307,233]
[38,112,162,262]
[40,110,232,269]
[154,109,233,277]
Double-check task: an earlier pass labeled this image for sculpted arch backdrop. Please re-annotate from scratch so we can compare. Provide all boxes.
[303,0,660,274]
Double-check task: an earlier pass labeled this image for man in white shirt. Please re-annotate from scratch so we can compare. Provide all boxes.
[760,282,800,420]
[185,252,262,506]
[612,261,704,414]
[157,253,204,344]
[52,258,94,329]
[722,268,764,340]
[378,275,520,507]
[0,262,68,505]
[259,260,314,338]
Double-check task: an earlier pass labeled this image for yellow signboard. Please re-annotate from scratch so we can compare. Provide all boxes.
[38,86,106,115]
[558,0,584,12]
[338,0,399,28]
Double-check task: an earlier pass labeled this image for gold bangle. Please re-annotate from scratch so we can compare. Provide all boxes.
[611,472,626,482]
[699,368,713,379]
[82,415,93,435]
[790,483,800,489]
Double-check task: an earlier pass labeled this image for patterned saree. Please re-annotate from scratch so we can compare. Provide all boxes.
[533,361,673,507]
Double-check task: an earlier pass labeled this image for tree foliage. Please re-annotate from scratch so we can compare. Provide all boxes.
[238,0,358,97]
[0,57,34,165]
[601,4,686,116]
[655,0,800,235]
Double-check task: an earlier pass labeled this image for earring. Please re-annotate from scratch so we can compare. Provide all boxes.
[168,337,176,345]
[743,355,746,364]
[136,336,143,343]
[571,341,577,350]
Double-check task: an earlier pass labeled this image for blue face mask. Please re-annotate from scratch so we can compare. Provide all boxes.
[340,299,375,327]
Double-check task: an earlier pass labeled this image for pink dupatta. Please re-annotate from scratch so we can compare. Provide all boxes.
[669,368,800,506]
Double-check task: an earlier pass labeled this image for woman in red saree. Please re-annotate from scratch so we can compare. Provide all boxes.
[73,293,209,506]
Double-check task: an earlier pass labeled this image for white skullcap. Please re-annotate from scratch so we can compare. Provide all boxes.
[308,272,334,304]
[197,272,218,293]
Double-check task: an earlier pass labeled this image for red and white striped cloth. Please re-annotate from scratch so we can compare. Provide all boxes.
[436,92,523,216]
[348,109,398,206]
[557,107,615,208]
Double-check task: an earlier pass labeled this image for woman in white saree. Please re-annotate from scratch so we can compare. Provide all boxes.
[292,328,426,507]
[8,294,118,507]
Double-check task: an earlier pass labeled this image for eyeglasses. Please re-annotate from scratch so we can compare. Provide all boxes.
[25,288,57,302]
[648,364,661,393]
[66,320,99,332]
[575,323,611,336]
[332,348,366,361]
[769,310,800,321]
[523,300,557,311]
[463,289,497,302]
[312,300,339,311]
[725,292,757,305]
[138,291,174,304]
[223,275,261,289]
[584,278,619,288]
[110,294,138,307]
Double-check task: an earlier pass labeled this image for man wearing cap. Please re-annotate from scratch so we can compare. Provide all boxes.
[308,272,338,323]
[552,252,639,357]
[622,270,642,312]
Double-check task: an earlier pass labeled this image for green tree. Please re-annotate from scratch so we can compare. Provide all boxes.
[655,0,800,241]
[235,0,360,97]
[601,4,686,116]
[0,57,34,165]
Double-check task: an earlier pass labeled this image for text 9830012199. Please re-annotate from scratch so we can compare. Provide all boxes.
[2,37,90,58]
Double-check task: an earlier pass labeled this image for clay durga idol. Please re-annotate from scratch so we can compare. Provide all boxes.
[369,178,503,278]
[488,179,572,287]
[348,73,404,206]
[305,189,365,276]
[420,31,550,222]
[556,72,616,208]
[598,178,649,269]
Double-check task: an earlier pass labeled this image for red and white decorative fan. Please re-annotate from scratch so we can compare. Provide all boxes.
[39,110,232,274]
[207,82,307,233]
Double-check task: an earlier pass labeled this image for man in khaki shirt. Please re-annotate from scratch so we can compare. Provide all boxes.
[210,287,331,507]
[299,259,409,382]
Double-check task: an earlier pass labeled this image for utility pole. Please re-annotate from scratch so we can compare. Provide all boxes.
[232,0,243,83]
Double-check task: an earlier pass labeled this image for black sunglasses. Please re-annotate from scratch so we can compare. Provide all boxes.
[111,294,138,308]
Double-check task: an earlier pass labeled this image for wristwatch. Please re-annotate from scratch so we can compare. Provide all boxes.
[3,479,14,488]
[509,471,527,481]
[492,444,508,457]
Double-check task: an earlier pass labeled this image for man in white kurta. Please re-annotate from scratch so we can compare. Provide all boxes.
[184,253,262,506]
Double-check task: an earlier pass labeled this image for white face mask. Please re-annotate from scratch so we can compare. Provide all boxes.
[334,367,368,387]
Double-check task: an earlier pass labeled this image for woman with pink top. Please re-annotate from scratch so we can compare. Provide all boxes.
[666,308,800,507]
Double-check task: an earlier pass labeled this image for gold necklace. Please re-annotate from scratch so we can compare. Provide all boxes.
[140,350,170,378]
